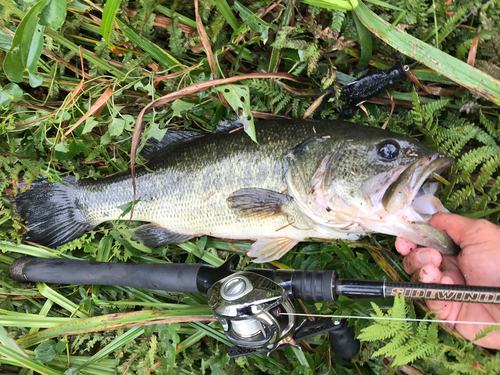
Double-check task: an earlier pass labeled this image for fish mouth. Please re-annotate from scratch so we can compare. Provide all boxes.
[382,154,453,215]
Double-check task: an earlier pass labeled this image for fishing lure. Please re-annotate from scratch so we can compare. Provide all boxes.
[341,62,409,119]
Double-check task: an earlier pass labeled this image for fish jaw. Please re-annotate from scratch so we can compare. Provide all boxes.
[382,154,453,215]
[354,154,459,255]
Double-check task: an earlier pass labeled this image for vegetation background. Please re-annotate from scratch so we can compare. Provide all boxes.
[1,0,500,373]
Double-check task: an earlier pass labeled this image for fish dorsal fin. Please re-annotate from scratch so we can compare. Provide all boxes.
[213,118,244,133]
[140,119,243,161]
[140,130,205,161]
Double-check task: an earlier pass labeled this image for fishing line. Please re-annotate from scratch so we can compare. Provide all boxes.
[281,313,500,326]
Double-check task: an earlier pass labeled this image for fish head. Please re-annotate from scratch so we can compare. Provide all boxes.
[285,126,458,255]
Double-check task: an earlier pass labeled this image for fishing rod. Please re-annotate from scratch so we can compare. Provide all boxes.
[10,255,500,358]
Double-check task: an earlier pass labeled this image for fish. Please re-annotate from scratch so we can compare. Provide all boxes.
[10,119,459,263]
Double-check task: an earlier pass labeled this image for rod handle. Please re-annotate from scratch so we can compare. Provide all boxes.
[10,257,203,294]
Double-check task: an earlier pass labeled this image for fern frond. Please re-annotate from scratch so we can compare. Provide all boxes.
[479,110,500,138]
[472,195,491,211]
[329,10,346,33]
[487,176,500,202]
[307,49,322,76]
[422,98,450,120]
[474,154,500,192]
[274,93,292,114]
[438,124,477,157]
[437,5,468,45]
[454,146,499,181]
[447,185,475,210]
[372,334,409,356]
[392,342,435,366]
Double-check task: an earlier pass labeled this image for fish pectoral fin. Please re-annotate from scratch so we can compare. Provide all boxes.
[131,224,194,248]
[227,188,292,219]
[247,237,299,263]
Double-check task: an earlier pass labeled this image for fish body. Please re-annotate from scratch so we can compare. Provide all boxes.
[13,120,458,262]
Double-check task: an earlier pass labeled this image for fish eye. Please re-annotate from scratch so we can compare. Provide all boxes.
[377,140,400,161]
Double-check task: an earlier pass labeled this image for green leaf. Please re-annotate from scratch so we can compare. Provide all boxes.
[39,0,67,28]
[234,1,276,41]
[0,83,23,107]
[34,340,56,363]
[0,28,13,52]
[171,99,195,118]
[82,117,99,134]
[100,0,121,51]
[159,323,180,374]
[215,85,256,142]
[336,239,355,261]
[201,352,230,375]
[144,121,167,142]
[108,117,125,137]
[54,340,67,355]
[117,199,141,219]
[54,141,69,153]
[3,0,47,87]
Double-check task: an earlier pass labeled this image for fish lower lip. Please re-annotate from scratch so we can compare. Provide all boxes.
[382,155,453,214]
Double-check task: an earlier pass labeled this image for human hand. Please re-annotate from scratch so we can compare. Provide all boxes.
[395,213,500,349]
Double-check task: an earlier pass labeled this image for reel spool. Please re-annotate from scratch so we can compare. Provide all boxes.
[208,271,296,349]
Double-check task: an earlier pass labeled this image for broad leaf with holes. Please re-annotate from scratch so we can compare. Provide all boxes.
[215,84,256,142]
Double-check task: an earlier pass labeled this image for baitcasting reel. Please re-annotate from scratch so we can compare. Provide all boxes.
[208,271,360,359]
[209,271,296,350]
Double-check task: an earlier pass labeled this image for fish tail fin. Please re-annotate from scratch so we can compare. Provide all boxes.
[11,177,94,247]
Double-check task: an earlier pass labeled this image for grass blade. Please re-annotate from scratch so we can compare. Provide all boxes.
[100,0,121,52]
[214,0,240,30]
[0,344,62,375]
[352,11,372,67]
[115,18,182,71]
[77,326,144,370]
[37,283,89,319]
[18,308,214,348]
[354,1,500,105]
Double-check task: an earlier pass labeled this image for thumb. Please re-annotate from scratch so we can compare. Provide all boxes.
[429,213,478,248]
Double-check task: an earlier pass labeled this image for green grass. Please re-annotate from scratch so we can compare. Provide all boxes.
[1,0,500,374]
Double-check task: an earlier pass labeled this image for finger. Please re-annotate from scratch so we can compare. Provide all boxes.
[425,276,457,320]
[429,213,480,248]
[395,238,417,256]
[403,248,442,275]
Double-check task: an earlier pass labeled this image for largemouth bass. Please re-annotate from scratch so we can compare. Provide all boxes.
[12,120,459,262]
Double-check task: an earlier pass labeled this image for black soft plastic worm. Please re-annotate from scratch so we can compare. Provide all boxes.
[341,62,409,119]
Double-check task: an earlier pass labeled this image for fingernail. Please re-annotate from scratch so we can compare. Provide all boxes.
[417,250,432,265]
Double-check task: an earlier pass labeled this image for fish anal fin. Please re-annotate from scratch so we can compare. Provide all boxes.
[131,223,193,247]
[227,188,292,219]
[247,237,299,263]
